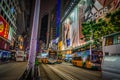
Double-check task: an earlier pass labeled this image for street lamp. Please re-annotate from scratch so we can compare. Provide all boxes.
[27,0,40,78]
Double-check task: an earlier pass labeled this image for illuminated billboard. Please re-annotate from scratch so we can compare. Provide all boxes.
[0,15,9,39]
[62,7,80,48]
[58,41,62,50]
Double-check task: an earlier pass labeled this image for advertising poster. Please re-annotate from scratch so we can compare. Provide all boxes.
[63,18,71,47]
[70,8,79,47]
[0,15,9,39]
[62,7,80,48]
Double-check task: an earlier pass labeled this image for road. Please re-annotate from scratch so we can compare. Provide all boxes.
[0,62,27,80]
[39,62,102,80]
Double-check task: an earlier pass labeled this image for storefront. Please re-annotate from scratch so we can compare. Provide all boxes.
[0,38,10,50]
[0,15,11,62]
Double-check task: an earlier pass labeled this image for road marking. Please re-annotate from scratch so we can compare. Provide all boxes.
[48,65,78,80]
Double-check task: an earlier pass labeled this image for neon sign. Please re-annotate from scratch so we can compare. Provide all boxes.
[0,15,9,39]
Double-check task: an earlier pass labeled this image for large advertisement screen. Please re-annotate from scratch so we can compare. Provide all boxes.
[62,7,79,48]
[0,15,9,39]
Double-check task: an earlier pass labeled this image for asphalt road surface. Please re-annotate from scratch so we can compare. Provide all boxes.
[39,62,102,80]
[0,62,27,80]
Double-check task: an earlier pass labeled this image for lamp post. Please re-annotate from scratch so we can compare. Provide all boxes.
[27,0,40,78]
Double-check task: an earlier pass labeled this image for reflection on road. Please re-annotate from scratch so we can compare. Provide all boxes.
[0,62,27,80]
[39,62,101,80]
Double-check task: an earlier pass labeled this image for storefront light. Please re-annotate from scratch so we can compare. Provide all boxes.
[18,36,21,40]
[118,35,120,40]
[20,38,23,42]
[19,45,23,49]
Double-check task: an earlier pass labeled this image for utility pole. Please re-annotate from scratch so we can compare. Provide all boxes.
[27,0,40,77]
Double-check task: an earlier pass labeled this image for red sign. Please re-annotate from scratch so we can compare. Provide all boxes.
[0,15,9,39]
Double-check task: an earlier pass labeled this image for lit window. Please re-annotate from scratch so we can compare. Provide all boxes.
[117,35,120,44]
[105,37,113,46]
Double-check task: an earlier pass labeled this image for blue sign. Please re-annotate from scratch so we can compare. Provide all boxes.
[66,39,70,47]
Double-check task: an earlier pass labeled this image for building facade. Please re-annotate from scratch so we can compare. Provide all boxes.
[0,0,34,61]
[0,0,19,51]
[60,0,120,51]
[49,6,57,41]
[38,0,57,48]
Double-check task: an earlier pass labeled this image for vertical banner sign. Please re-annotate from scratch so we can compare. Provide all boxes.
[28,0,40,72]
[8,26,13,41]
[0,15,9,39]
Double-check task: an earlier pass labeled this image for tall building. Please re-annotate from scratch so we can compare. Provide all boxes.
[0,0,19,51]
[49,6,58,50]
[0,0,34,61]
[39,0,57,48]
[60,0,120,50]
[50,6,56,41]
[48,0,61,50]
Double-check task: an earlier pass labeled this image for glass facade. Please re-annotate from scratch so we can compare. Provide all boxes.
[105,33,120,46]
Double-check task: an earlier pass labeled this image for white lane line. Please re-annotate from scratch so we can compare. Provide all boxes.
[48,65,78,80]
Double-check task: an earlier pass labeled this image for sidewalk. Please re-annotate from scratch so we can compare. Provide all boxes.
[0,60,16,65]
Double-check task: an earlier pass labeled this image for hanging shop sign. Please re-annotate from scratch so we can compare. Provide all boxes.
[8,26,13,41]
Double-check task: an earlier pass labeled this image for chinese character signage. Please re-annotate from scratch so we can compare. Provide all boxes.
[0,15,9,39]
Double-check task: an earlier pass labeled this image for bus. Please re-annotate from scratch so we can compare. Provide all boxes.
[102,32,120,80]
[39,52,48,64]
[48,50,57,64]
[16,50,26,61]
[72,41,103,70]
[57,53,63,64]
